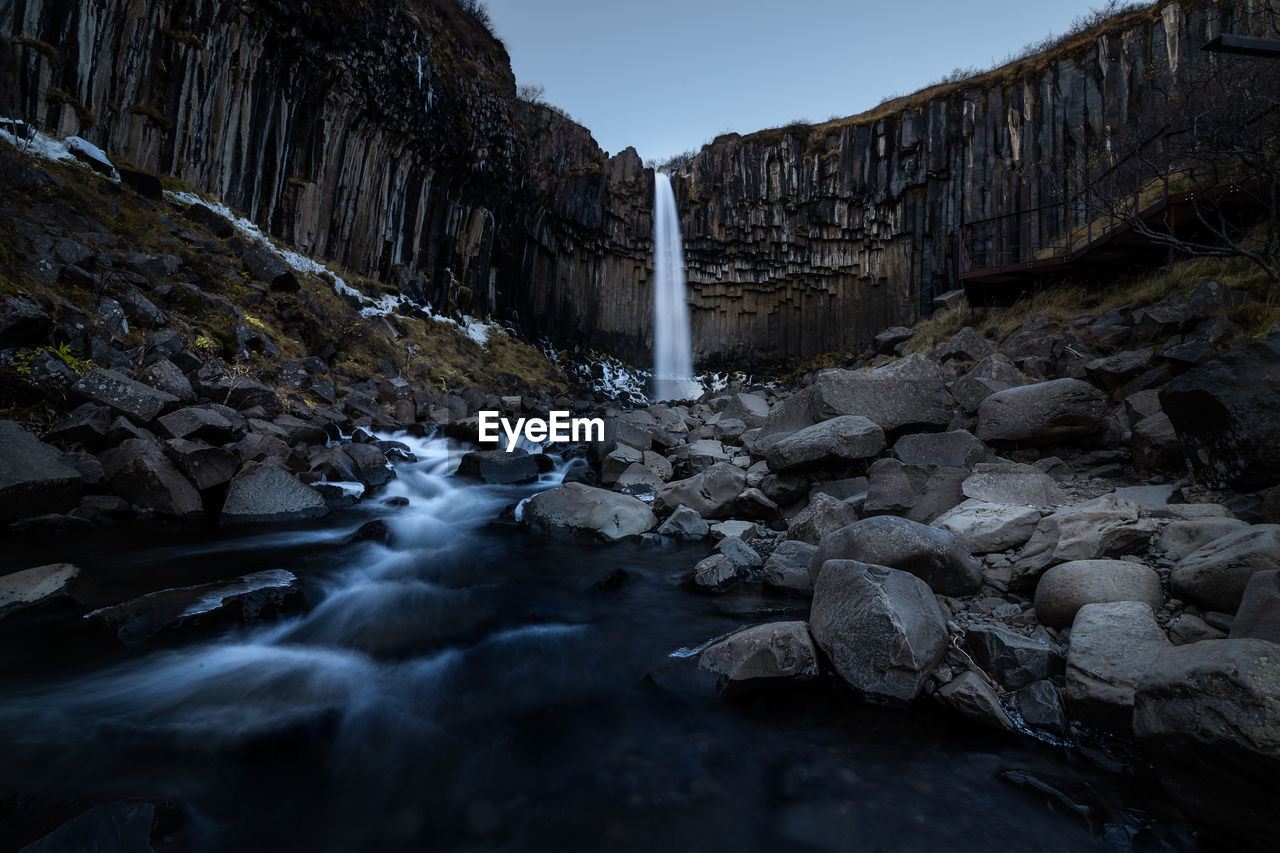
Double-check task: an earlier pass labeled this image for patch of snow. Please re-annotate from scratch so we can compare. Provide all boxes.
[0,119,120,181]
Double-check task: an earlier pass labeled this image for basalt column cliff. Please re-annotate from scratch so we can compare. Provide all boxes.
[1,0,1271,367]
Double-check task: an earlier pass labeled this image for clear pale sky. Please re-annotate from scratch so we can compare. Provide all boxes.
[483,0,1121,163]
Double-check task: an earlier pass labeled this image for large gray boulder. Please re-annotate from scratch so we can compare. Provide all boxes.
[0,563,85,619]
[99,438,202,519]
[1160,331,1280,490]
[1133,639,1280,852]
[1230,570,1280,644]
[522,482,656,542]
[935,671,1016,731]
[456,449,540,485]
[964,624,1062,689]
[710,392,769,428]
[862,459,967,523]
[697,621,819,690]
[809,560,949,701]
[811,355,954,436]
[654,463,745,520]
[763,539,817,593]
[785,492,859,545]
[1171,525,1280,613]
[764,415,885,472]
[1033,559,1164,628]
[976,378,1107,446]
[892,429,988,469]
[1155,516,1250,561]
[808,516,983,595]
[656,505,709,540]
[931,499,1040,555]
[1015,494,1156,580]
[961,462,1063,506]
[221,462,331,524]
[0,420,82,522]
[951,353,1023,413]
[72,368,178,424]
[1064,600,1170,730]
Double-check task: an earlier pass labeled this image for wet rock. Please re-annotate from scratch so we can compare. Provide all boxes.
[457,449,539,484]
[931,499,1040,555]
[961,462,1063,506]
[965,624,1063,689]
[220,462,330,524]
[862,459,967,523]
[99,438,202,518]
[342,442,395,488]
[785,492,859,545]
[951,353,1023,413]
[1161,332,1280,489]
[1064,601,1170,730]
[976,379,1107,446]
[809,560,949,702]
[1034,559,1164,628]
[0,421,83,522]
[655,505,709,540]
[0,563,85,619]
[764,415,885,472]
[523,482,656,542]
[654,463,746,520]
[1230,570,1280,643]
[763,539,817,593]
[87,569,302,646]
[892,429,987,469]
[936,671,1015,731]
[72,368,179,424]
[1133,639,1280,852]
[812,355,953,436]
[697,621,819,690]
[1014,680,1068,737]
[809,515,983,596]
[1171,525,1280,612]
[692,553,739,591]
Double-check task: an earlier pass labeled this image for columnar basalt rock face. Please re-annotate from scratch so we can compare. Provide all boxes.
[0,1,1269,367]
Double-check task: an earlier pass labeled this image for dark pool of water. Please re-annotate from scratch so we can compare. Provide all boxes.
[0,437,1199,852]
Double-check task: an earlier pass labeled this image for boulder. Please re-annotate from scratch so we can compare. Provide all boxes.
[952,354,1023,413]
[964,624,1063,689]
[0,421,83,522]
[456,449,540,485]
[1084,347,1155,391]
[1033,559,1164,629]
[935,326,996,363]
[735,487,779,520]
[242,243,299,292]
[220,462,331,524]
[138,358,195,403]
[45,404,112,448]
[809,516,982,596]
[764,415,885,472]
[861,459,967,523]
[86,569,302,646]
[1160,332,1280,489]
[935,671,1015,731]
[655,505,709,540]
[1133,639,1280,852]
[163,439,240,491]
[892,429,987,469]
[99,438,202,518]
[931,499,1040,555]
[809,560,949,701]
[763,540,817,593]
[616,462,664,496]
[976,378,1107,446]
[654,463,746,519]
[697,621,819,690]
[710,392,769,428]
[785,492,859,545]
[811,355,953,436]
[874,326,913,353]
[157,405,243,444]
[1015,494,1156,579]
[1131,413,1183,472]
[1171,525,1280,612]
[72,369,178,424]
[0,295,53,346]
[691,554,739,591]
[1168,612,1228,645]
[1014,680,1068,737]
[717,536,763,569]
[0,563,85,619]
[960,462,1063,507]
[710,519,756,542]
[1230,570,1280,644]
[1064,601,1170,730]
[522,483,656,542]
[1155,516,1249,561]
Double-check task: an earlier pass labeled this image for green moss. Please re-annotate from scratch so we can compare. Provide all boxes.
[129,103,176,133]
[14,37,61,67]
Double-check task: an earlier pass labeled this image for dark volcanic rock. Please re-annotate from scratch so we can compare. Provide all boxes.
[221,462,330,524]
[976,379,1106,446]
[72,368,179,424]
[523,482,656,542]
[1161,332,1280,489]
[811,355,953,436]
[764,415,885,472]
[0,421,83,522]
[87,569,302,645]
[808,515,982,595]
[99,438,202,518]
[457,449,540,484]
[0,563,85,619]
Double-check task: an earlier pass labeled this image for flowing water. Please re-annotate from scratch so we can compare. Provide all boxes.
[651,172,702,402]
[0,436,1195,851]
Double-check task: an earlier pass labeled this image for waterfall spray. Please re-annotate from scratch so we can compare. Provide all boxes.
[651,172,700,401]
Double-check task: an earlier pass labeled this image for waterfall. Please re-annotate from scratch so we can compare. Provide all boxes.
[651,172,700,401]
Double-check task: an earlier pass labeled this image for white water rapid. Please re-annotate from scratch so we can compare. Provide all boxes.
[651,172,701,401]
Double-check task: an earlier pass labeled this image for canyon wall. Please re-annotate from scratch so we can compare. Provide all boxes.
[1,0,1273,368]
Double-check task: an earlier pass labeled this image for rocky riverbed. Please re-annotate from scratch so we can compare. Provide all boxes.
[2,114,1280,851]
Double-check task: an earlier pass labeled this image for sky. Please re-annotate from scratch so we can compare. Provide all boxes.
[483,0,1120,163]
